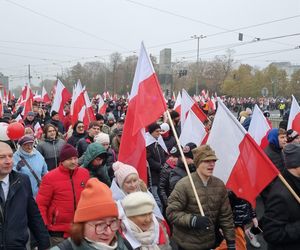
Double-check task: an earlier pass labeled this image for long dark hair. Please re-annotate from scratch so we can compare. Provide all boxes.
[43,123,58,139]
[70,223,85,246]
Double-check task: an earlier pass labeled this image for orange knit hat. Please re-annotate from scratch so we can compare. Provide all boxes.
[74,178,118,223]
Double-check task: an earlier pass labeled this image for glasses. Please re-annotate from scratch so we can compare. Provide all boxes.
[88,219,120,234]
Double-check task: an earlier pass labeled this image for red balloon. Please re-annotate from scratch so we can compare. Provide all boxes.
[7,122,25,140]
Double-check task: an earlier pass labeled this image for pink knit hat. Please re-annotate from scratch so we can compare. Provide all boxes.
[112,161,139,188]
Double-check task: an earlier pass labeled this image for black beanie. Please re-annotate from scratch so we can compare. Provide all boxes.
[283,143,300,169]
[148,122,161,134]
[170,110,180,120]
[51,110,59,117]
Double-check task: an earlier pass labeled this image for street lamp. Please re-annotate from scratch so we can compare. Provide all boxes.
[191,35,206,95]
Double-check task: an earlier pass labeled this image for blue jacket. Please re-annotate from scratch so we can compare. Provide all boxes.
[0,171,50,249]
[13,147,48,197]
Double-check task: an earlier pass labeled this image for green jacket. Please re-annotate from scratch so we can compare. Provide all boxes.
[166,172,235,250]
[82,142,111,186]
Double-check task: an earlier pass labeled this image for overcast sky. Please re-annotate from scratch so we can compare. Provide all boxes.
[1,0,300,89]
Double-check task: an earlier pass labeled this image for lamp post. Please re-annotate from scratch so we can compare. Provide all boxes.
[191,35,206,95]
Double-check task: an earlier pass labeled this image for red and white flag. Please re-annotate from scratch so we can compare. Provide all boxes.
[287,95,300,134]
[207,98,279,206]
[248,104,271,149]
[97,94,107,115]
[119,42,167,183]
[50,79,71,120]
[181,89,207,131]
[42,86,51,103]
[173,92,181,114]
[0,90,3,118]
[22,84,34,117]
[179,110,206,146]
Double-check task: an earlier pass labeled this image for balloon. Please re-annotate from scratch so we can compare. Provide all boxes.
[0,122,9,141]
[7,122,25,140]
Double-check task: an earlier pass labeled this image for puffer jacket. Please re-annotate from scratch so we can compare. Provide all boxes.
[166,172,235,250]
[36,165,89,237]
[82,142,111,187]
[77,135,94,157]
[262,170,300,250]
[13,147,48,197]
[36,138,66,171]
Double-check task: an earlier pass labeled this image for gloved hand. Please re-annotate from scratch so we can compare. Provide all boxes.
[226,240,235,250]
[190,215,210,230]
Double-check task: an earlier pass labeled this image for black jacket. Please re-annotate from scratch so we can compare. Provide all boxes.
[262,170,300,250]
[169,160,196,195]
[67,131,86,148]
[77,135,93,157]
[159,162,174,208]
[146,141,166,186]
[264,144,285,172]
[0,171,50,249]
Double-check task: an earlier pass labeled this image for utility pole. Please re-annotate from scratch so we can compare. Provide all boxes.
[191,35,206,96]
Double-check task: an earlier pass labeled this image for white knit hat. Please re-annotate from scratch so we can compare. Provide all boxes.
[160,123,170,134]
[94,132,110,144]
[112,161,138,188]
[121,192,154,217]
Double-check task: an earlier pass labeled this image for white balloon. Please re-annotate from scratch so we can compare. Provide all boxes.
[0,122,10,141]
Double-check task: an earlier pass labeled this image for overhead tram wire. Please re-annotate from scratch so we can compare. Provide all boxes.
[4,0,130,51]
[122,0,299,47]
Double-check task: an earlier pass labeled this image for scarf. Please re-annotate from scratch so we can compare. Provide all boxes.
[126,219,160,250]
[84,237,118,250]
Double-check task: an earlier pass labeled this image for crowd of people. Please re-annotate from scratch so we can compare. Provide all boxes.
[0,95,299,250]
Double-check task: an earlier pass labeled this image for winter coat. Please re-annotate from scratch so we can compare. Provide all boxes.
[67,131,86,148]
[51,232,133,250]
[159,161,175,208]
[36,165,89,237]
[169,160,196,195]
[46,119,65,134]
[36,138,66,171]
[77,135,94,157]
[262,170,300,250]
[13,147,48,197]
[228,191,256,227]
[82,142,111,187]
[146,141,166,186]
[0,171,50,250]
[264,143,285,172]
[166,172,235,250]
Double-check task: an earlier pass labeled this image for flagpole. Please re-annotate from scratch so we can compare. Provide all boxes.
[166,110,205,216]
[278,174,300,204]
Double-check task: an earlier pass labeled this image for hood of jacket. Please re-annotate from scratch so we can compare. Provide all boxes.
[82,142,107,167]
[268,128,280,149]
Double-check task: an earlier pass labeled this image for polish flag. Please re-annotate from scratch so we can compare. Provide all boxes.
[181,89,207,131]
[82,90,96,126]
[207,98,279,206]
[179,110,206,146]
[98,94,107,115]
[22,84,34,117]
[248,105,271,149]
[42,86,51,103]
[287,95,300,134]
[0,90,3,118]
[119,42,167,183]
[71,84,84,126]
[173,92,181,114]
[50,79,71,120]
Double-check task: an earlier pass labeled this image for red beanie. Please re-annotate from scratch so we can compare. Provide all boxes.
[74,178,118,222]
[59,144,78,162]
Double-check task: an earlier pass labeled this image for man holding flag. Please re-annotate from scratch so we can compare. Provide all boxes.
[166,145,235,250]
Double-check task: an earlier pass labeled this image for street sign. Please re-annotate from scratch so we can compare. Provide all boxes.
[261,87,269,97]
